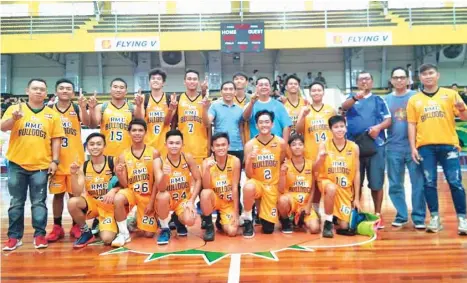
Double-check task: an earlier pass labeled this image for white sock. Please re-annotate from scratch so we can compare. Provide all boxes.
[325,214,333,222]
[159,216,171,229]
[312,203,320,213]
[117,220,129,235]
[243,210,253,221]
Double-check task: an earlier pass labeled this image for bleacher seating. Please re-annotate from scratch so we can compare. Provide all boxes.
[391,7,467,25]
[88,10,396,33]
[0,15,91,35]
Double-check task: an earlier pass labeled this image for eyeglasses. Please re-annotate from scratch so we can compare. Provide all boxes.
[391,76,407,80]
[358,77,372,82]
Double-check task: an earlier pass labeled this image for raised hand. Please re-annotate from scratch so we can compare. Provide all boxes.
[250,145,259,160]
[354,91,365,101]
[206,158,217,168]
[162,163,172,175]
[169,93,178,111]
[201,75,209,92]
[134,88,144,106]
[202,96,211,110]
[70,161,80,175]
[12,99,24,121]
[115,158,126,175]
[77,88,87,109]
[250,92,259,104]
[280,161,288,174]
[454,93,466,112]
[88,91,98,109]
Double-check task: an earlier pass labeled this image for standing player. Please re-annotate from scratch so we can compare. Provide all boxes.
[200,132,241,241]
[154,130,201,245]
[46,79,90,243]
[277,134,320,234]
[233,72,250,146]
[172,70,209,167]
[407,64,467,234]
[242,110,287,238]
[315,115,361,238]
[89,78,144,158]
[67,133,118,248]
[2,79,64,251]
[283,75,306,133]
[111,119,160,247]
[144,68,177,157]
[296,81,335,216]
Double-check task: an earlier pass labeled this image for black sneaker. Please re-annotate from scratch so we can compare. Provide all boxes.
[295,211,306,228]
[201,219,207,230]
[173,214,188,236]
[169,214,176,230]
[280,217,293,234]
[243,220,255,238]
[204,224,215,241]
[215,214,223,232]
[254,214,261,226]
[91,218,99,235]
[323,220,334,238]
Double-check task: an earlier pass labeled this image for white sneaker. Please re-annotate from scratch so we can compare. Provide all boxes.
[111,233,131,247]
[458,217,467,235]
[391,220,408,227]
[426,216,443,233]
[413,223,426,230]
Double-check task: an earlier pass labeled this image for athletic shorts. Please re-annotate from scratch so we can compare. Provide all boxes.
[168,189,192,218]
[285,193,318,223]
[118,189,158,233]
[213,196,236,226]
[245,179,279,224]
[318,180,353,223]
[360,145,385,191]
[49,174,71,194]
[84,195,117,233]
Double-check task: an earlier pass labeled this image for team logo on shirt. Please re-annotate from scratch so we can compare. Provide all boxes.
[394,108,407,121]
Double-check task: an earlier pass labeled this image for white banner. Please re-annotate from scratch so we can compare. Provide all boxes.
[95,37,160,52]
[326,32,393,47]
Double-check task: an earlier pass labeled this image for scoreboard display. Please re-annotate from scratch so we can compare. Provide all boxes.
[221,22,264,53]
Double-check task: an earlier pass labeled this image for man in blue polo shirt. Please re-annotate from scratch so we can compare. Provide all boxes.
[243,77,292,143]
[204,81,244,163]
[341,71,391,228]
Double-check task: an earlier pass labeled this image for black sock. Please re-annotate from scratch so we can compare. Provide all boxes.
[54,217,62,226]
[202,215,213,225]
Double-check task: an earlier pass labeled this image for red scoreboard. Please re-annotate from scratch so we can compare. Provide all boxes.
[221,22,265,53]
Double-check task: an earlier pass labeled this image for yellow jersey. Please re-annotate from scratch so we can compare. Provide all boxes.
[100,102,132,157]
[407,87,461,149]
[177,93,208,160]
[250,135,283,185]
[284,158,313,205]
[318,139,358,191]
[83,156,114,201]
[303,104,336,160]
[123,145,155,196]
[284,97,306,133]
[164,153,192,205]
[234,95,250,144]
[3,103,64,171]
[145,93,170,156]
[53,103,84,175]
[209,154,235,204]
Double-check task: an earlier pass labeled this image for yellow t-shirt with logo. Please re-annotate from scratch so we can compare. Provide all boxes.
[250,135,283,185]
[100,102,132,157]
[123,145,155,196]
[2,104,65,171]
[407,87,461,149]
[53,103,85,175]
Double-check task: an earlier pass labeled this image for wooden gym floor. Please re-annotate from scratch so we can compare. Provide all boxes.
[1,173,466,283]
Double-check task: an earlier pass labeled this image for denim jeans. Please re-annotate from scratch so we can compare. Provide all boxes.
[418,145,466,218]
[386,150,426,224]
[7,162,48,239]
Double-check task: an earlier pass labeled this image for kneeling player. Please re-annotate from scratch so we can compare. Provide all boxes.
[112,119,160,247]
[200,132,241,241]
[242,110,287,238]
[316,115,361,238]
[155,130,201,245]
[277,134,320,234]
[68,133,118,248]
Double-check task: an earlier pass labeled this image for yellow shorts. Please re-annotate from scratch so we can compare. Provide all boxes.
[118,189,158,233]
[169,189,192,218]
[318,179,353,223]
[49,175,71,194]
[84,195,117,233]
[214,196,236,226]
[245,179,279,224]
[285,193,318,223]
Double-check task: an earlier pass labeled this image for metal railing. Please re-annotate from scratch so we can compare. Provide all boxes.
[0,2,465,36]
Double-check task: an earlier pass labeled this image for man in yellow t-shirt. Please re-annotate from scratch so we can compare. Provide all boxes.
[407,63,467,235]
[1,79,65,251]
